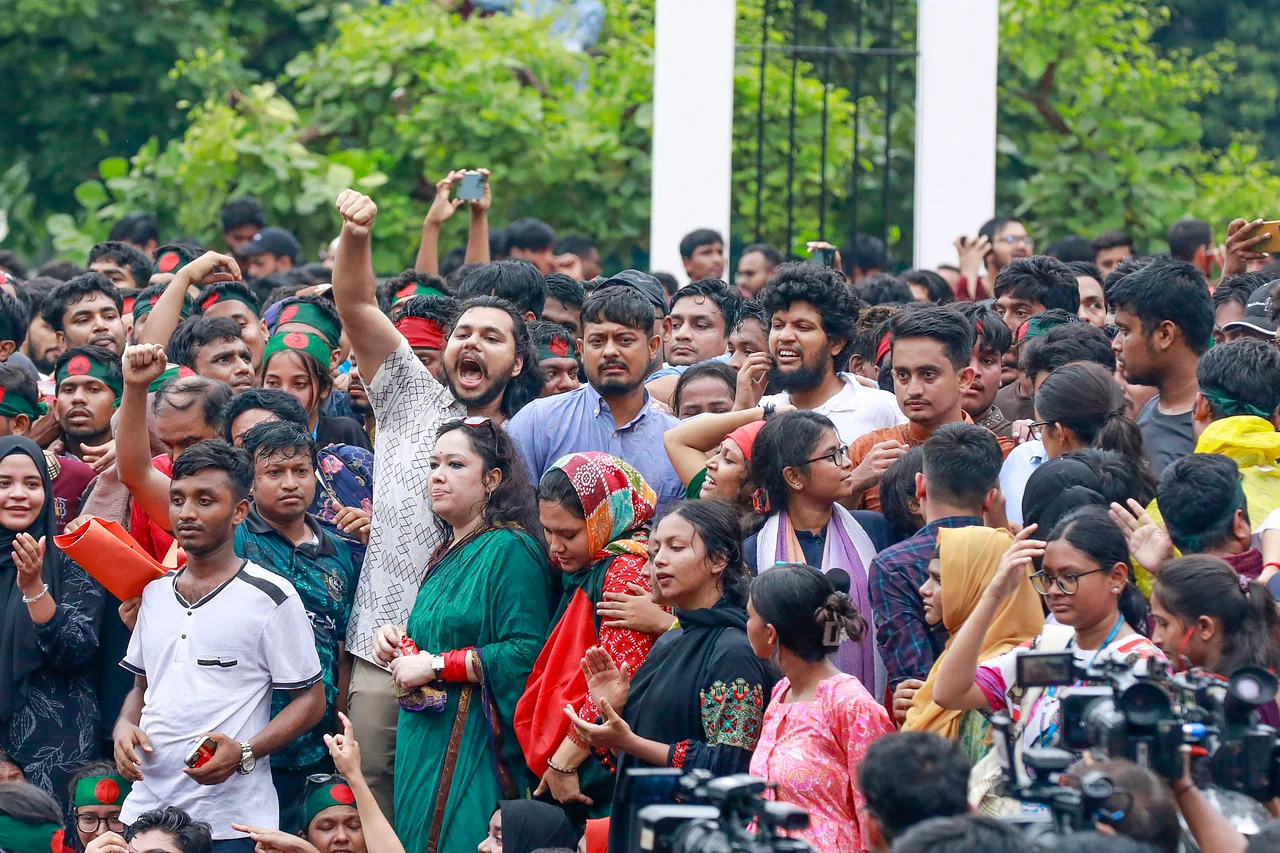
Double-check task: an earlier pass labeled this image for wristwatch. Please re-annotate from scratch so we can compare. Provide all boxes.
[762,402,776,421]
[236,740,256,775]
[429,653,447,677]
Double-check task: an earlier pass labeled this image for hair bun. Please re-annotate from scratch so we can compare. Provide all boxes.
[825,567,851,596]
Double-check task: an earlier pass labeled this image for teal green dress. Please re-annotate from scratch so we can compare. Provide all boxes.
[393,528,553,853]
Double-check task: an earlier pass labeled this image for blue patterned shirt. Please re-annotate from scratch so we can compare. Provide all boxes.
[870,516,983,690]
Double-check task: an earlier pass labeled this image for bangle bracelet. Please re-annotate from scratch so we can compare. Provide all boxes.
[1172,778,1195,797]
[21,584,49,605]
[546,757,577,775]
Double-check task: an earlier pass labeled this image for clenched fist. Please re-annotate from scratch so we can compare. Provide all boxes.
[336,190,378,238]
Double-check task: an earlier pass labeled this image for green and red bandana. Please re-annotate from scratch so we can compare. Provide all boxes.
[133,291,194,323]
[0,815,66,853]
[152,245,199,276]
[301,780,357,829]
[56,353,124,402]
[264,331,333,369]
[73,775,132,808]
[147,363,196,394]
[537,335,578,363]
[393,282,447,302]
[275,302,340,348]
[0,387,45,420]
[201,289,258,317]
[1015,312,1071,345]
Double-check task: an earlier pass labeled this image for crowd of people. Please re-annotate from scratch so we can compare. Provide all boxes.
[1,172,1280,853]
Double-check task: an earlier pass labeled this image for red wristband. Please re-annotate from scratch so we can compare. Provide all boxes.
[443,647,473,682]
[1264,562,1280,571]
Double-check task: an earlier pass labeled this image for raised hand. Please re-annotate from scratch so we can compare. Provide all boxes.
[424,171,463,228]
[178,251,241,287]
[733,351,772,410]
[333,506,372,544]
[1109,499,1174,572]
[323,711,362,780]
[336,190,378,238]
[988,523,1045,602]
[955,234,991,283]
[14,533,45,594]
[466,168,492,215]
[230,825,320,853]
[1222,218,1270,277]
[122,344,168,388]
[581,645,630,713]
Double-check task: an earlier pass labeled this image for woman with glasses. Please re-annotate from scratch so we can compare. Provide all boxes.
[371,418,552,853]
[933,506,1162,752]
[68,763,130,848]
[744,412,886,698]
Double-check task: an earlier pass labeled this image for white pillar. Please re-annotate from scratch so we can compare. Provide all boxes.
[912,0,999,270]
[648,0,736,285]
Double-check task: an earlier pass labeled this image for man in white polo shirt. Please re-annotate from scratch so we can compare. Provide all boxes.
[112,440,324,853]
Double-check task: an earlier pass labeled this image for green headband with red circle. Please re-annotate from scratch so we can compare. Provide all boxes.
[0,816,66,853]
[264,330,333,368]
[301,781,357,828]
[73,775,132,808]
[56,353,124,402]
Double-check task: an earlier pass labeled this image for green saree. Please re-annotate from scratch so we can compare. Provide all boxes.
[393,527,553,853]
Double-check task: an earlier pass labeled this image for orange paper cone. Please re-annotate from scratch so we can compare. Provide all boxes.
[53,518,168,601]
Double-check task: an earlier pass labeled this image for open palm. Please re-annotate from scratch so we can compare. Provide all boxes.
[582,646,630,715]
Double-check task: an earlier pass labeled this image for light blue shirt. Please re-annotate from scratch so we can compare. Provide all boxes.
[1000,439,1046,527]
[507,384,684,512]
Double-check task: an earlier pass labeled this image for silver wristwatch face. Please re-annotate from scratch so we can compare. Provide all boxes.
[240,743,256,772]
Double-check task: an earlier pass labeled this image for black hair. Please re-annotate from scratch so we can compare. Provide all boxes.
[1075,761,1178,853]
[536,466,583,517]
[672,361,736,415]
[527,319,577,354]
[1107,257,1213,354]
[35,260,84,282]
[580,285,656,335]
[171,439,253,503]
[992,255,1080,314]
[678,229,723,260]
[1197,338,1280,421]
[1066,448,1156,510]
[125,807,214,853]
[849,304,900,368]
[839,233,892,276]
[902,268,956,304]
[1021,323,1116,379]
[382,269,451,311]
[651,271,679,301]
[449,295,544,419]
[1045,235,1096,263]
[455,259,548,318]
[978,216,1021,244]
[857,733,971,842]
[734,298,767,332]
[1065,259,1105,290]
[220,197,266,232]
[257,279,304,314]
[0,251,27,279]
[889,305,973,370]
[68,761,120,807]
[277,295,342,344]
[0,781,63,824]
[168,316,244,370]
[396,293,458,328]
[880,446,924,542]
[1154,555,1280,675]
[1044,505,1149,632]
[855,272,913,306]
[264,346,334,412]
[950,301,1011,355]
[444,262,484,296]
[153,376,234,435]
[920,422,1002,508]
[1156,452,1248,555]
[41,272,123,332]
[0,289,27,348]
[750,411,835,515]
[54,345,122,390]
[505,218,556,253]
[108,212,160,247]
[1092,229,1136,254]
[88,241,153,289]
[553,234,596,258]
[739,242,783,268]
[1214,272,1269,311]
[15,277,58,323]
[758,262,861,364]
[889,815,1025,853]
[750,563,866,661]
[222,388,309,441]
[0,362,40,414]
[133,283,196,323]
[434,418,543,543]
[198,281,260,318]
[670,277,742,333]
[661,500,748,607]
[1166,218,1211,262]
[1035,362,1148,460]
[543,273,586,309]
[240,419,316,469]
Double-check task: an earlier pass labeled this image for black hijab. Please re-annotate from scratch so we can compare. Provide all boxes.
[497,800,576,853]
[0,436,63,721]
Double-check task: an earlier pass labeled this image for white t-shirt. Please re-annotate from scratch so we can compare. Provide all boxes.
[1000,439,1047,527]
[120,563,322,838]
[760,373,906,446]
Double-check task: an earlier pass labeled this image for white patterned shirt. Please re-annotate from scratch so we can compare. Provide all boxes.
[345,338,463,663]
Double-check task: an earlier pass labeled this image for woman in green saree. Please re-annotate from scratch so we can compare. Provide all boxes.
[372,417,552,853]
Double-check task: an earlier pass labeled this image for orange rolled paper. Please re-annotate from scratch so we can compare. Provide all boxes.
[53,518,168,601]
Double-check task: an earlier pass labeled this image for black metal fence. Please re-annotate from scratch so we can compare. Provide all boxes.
[735,0,918,259]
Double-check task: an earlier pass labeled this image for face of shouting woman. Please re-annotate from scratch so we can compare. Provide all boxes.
[646,511,725,612]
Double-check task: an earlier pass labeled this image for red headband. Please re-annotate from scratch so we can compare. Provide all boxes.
[875,331,892,365]
[396,316,446,350]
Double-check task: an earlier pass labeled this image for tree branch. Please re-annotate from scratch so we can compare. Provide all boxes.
[1016,60,1072,135]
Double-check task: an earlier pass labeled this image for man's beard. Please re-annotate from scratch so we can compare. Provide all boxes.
[349,397,373,416]
[590,357,653,398]
[768,360,826,394]
[445,353,515,409]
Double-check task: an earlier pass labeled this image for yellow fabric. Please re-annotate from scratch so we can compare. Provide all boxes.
[1137,415,1280,595]
[903,527,1045,740]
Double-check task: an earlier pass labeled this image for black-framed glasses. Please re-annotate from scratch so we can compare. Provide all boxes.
[806,445,850,467]
[1028,420,1053,440]
[76,813,126,833]
[1030,568,1107,596]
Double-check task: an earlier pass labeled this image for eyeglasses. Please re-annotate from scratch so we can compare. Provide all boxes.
[77,814,127,833]
[805,445,850,467]
[1030,568,1107,595]
[998,235,1035,247]
[1028,420,1053,440]
[459,416,497,438]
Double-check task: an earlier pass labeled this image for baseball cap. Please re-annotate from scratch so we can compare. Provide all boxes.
[594,269,669,316]
[1221,281,1279,337]
[242,227,301,262]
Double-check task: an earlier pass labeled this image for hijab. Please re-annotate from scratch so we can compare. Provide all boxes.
[902,526,1044,739]
[548,452,656,561]
[497,800,576,853]
[0,436,64,721]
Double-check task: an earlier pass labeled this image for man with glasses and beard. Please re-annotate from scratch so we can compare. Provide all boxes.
[756,263,904,444]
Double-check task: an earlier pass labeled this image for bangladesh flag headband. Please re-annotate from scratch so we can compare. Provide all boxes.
[0,816,66,853]
[147,363,196,394]
[73,775,132,808]
[301,780,357,828]
[0,387,45,420]
[201,289,258,317]
[134,292,194,322]
[265,331,333,368]
[56,353,124,401]
[153,246,199,276]
[537,336,578,362]
[394,282,447,302]
[275,302,340,348]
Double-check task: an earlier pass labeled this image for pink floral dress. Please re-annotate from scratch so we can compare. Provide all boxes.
[749,674,894,853]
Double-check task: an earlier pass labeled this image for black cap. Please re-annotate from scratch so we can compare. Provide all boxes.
[595,269,668,316]
[242,227,301,262]
[1222,281,1280,337]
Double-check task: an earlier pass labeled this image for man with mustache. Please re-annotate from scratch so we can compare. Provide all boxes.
[54,345,123,469]
[42,273,127,356]
[168,316,256,394]
[508,282,684,511]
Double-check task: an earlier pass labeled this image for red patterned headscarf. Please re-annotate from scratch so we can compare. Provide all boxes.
[547,452,656,561]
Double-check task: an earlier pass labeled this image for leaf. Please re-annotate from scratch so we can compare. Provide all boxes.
[73,180,108,211]
[98,156,129,180]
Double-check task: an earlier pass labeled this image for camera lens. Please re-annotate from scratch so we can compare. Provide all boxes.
[1235,675,1261,702]
[1119,682,1170,727]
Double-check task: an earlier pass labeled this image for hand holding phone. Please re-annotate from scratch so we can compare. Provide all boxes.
[184,735,217,769]
[457,171,487,201]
